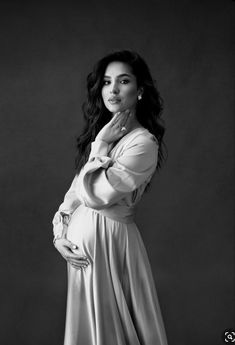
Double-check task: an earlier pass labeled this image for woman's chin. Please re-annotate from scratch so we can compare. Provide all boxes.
[107,104,125,114]
[108,107,120,115]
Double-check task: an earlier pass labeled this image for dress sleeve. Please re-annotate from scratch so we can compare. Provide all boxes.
[75,135,158,210]
[52,175,81,240]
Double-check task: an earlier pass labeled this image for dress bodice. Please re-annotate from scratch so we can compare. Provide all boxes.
[52,127,159,237]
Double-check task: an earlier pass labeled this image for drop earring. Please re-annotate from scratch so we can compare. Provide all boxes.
[138,95,142,100]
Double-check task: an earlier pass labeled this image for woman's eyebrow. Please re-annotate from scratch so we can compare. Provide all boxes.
[103,73,132,79]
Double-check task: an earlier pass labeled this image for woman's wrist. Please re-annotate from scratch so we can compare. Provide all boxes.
[53,234,61,245]
[94,136,110,144]
[53,234,66,245]
[90,139,110,158]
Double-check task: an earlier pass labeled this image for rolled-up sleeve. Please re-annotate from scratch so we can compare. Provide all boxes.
[75,135,158,210]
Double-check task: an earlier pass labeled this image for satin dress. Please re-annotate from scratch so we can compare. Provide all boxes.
[52,127,168,345]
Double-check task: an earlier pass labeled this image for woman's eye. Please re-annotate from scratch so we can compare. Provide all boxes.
[103,80,110,85]
[120,79,130,84]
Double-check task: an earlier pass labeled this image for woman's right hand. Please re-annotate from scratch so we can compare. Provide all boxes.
[54,238,90,270]
[95,109,132,144]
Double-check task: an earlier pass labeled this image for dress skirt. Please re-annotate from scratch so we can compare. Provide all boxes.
[64,204,168,345]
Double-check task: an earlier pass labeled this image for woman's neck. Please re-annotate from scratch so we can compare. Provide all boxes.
[111,109,142,131]
[128,114,142,131]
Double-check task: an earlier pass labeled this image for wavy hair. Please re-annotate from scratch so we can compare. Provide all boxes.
[75,50,167,173]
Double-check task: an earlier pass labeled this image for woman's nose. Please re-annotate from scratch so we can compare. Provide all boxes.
[110,82,119,94]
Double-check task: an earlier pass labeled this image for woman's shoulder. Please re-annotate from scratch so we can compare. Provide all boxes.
[124,127,159,149]
[110,126,158,161]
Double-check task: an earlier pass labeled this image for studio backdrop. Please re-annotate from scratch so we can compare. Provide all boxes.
[0,1,234,345]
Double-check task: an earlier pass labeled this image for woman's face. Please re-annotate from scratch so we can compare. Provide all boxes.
[101,61,141,114]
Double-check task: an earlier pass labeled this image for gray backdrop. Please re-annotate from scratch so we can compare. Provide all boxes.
[0,1,234,345]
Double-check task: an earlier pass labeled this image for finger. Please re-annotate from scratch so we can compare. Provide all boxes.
[67,254,89,262]
[58,239,79,252]
[66,251,90,261]
[115,111,131,135]
[70,262,88,269]
[65,253,89,265]
[60,250,70,260]
[70,264,81,270]
[62,247,85,259]
[70,262,82,269]
[70,263,89,270]
[111,109,130,127]
[114,109,130,127]
[121,110,132,128]
[68,258,90,266]
[64,240,79,251]
[61,253,68,261]
[109,112,121,126]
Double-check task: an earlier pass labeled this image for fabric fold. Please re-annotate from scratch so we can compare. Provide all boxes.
[52,128,168,345]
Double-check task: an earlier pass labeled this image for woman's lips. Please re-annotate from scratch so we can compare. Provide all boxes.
[108,97,121,104]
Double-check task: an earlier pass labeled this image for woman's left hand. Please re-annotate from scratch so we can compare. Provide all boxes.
[95,109,132,145]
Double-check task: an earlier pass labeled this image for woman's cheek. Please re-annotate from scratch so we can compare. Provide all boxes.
[125,87,138,105]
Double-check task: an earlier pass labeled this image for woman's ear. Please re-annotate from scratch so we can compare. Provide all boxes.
[138,87,144,100]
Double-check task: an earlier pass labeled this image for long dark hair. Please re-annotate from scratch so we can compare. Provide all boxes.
[75,50,167,173]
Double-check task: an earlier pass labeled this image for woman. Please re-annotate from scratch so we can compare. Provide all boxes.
[52,50,168,345]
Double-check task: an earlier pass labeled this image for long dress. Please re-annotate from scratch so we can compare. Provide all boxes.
[52,127,168,345]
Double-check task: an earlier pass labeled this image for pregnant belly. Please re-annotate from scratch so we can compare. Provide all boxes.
[66,205,97,258]
[66,204,135,263]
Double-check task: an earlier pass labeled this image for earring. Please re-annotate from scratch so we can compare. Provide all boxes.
[138,95,142,100]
